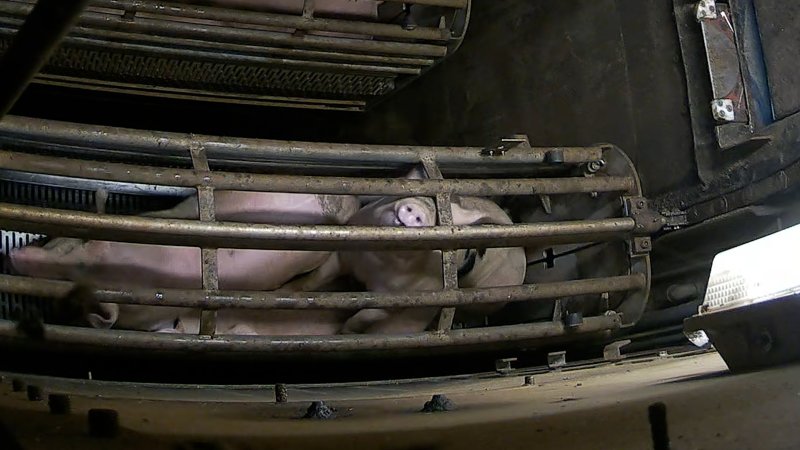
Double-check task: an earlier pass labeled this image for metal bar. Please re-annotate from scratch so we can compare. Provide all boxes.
[33,76,366,112]
[190,146,218,337]
[301,0,315,18]
[0,152,634,197]
[0,116,605,170]
[422,157,458,331]
[383,0,468,8]
[87,0,448,41]
[0,19,435,68]
[0,314,621,353]
[0,2,448,58]
[0,0,90,117]
[64,24,436,67]
[0,203,638,251]
[0,274,647,310]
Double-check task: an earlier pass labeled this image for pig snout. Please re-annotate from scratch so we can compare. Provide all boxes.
[394,200,434,227]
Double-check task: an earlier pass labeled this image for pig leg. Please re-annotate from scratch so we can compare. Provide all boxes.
[277,253,344,292]
[340,307,439,335]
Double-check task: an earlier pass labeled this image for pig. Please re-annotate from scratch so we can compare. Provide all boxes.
[285,195,528,334]
[9,192,359,334]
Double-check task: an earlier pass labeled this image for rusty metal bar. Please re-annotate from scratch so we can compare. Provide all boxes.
[383,0,468,8]
[0,19,421,76]
[0,0,89,117]
[422,157,458,331]
[0,203,638,251]
[0,152,634,197]
[33,74,366,112]
[0,19,435,68]
[0,314,621,352]
[86,0,448,41]
[64,24,436,67]
[0,274,646,310]
[0,2,448,58]
[0,116,605,171]
[190,146,218,337]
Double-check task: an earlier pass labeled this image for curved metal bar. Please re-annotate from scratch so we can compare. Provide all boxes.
[0,274,646,310]
[0,151,635,196]
[0,203,637,250]
[90,0,449,41]
[0,314,621,352]
[0,2,448,58]
[0,116,606,171]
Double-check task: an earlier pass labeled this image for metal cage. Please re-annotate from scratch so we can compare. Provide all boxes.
[0,0,471,111]
[0,116,654,359]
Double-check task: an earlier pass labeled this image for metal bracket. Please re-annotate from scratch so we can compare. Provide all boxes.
[695,0,718,21]
[603,339,631,362]
[623,197,668,235]
[481,135,530,157]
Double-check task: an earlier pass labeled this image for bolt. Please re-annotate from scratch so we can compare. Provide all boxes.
[641,240,650,249]
[524,376,535,386]
[274,384,288,404]
[11,379,25,392]
[88,409,120,438]
[637,200,646,208]
[26,385,42,401]
[48,394,71,415]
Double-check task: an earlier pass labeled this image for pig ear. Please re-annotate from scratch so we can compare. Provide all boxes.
[404,164,429,180]
[87,303,118,329]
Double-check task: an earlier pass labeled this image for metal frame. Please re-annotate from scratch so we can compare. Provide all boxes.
[0,0,471,110]
[0,117,652,356]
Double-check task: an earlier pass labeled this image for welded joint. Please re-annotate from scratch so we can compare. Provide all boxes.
[481,135,530,157]
[623,197,668,235]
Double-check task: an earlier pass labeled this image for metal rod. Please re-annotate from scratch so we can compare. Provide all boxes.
[382,0,468,8]
[34,75,366,112]
[88,0,448,41]
[0,314,620,353]
[0,2,448,58]
[0,151,633,197]
[0,274,646,310]
[0,0,90,118]
[0,203,638,251]
[190,146,218,337]
[422,157,458,331]
[0,116,606,171]
[0,19,435,68]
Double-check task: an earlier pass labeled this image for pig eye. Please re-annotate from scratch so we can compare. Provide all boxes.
[406,206,413,212]
[416,217,422,223]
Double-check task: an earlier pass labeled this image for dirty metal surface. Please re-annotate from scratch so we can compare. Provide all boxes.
[4,351,800,449]
[754,0,800,120]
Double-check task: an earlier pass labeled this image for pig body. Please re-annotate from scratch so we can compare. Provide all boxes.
[9,192,360,334]
[288,195,528,334]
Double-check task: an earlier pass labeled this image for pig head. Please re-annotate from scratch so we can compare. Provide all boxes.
[9,192,360,334]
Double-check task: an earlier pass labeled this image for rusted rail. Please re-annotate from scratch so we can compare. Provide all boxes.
[0,274,646,310]
[0,314,620,353]
[0,203,637,251]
